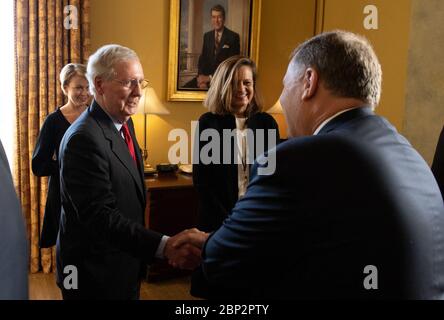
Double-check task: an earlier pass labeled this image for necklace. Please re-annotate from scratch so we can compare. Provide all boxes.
[240,134,247,173]
[236,117,249,191]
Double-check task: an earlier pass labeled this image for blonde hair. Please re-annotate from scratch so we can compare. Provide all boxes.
[204,55,263,116]
[60,63,87,95]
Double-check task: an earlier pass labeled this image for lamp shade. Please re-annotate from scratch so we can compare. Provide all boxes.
[267,99,284,114]
[137,86,170,115]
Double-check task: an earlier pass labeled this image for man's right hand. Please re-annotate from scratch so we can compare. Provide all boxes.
[163,228,209,270]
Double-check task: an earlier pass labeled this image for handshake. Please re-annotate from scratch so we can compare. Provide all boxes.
[163,228,209,270]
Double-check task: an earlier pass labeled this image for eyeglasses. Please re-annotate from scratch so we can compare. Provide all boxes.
[113,78,150,90]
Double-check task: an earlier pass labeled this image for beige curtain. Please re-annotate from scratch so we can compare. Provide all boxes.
[14,0,90,273]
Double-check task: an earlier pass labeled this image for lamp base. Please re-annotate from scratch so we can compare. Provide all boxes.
[144,163,157,175]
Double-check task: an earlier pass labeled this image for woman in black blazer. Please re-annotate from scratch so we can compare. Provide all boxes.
[193,56,280,232]
[32,63,90,248]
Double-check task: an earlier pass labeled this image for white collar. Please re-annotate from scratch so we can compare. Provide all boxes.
[98,103,124,132]
[313,107,360,135]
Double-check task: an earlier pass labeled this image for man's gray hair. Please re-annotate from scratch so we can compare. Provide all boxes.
[291,30,382,107]
[86,44,139,96]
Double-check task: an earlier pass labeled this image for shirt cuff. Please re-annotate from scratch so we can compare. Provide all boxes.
[155,235,170,259]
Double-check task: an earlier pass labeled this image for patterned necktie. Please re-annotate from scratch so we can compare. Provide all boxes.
[121,123,137,166]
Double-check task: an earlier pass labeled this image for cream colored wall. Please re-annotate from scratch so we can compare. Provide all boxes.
[90,0,318,165]
[258,0,318,138]
[403,0,444,164]
[321,0,412,131]
[90,1,440,170]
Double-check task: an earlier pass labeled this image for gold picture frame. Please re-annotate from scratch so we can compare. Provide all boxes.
[167,0,262,101]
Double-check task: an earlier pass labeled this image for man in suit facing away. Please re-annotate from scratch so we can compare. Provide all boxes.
[196,4,240,89]
[189,30,444,299]
[57,44,207,299]
[0,139,28,300]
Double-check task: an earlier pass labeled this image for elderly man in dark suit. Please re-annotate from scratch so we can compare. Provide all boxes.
[57,44,207,299]
[196,4,240,89]
[189,30,444,299]
[0,139,28,300]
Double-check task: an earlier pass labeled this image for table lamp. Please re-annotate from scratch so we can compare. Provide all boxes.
[137,85,170,172]
[267,99,287,141]
[267,99,284,114]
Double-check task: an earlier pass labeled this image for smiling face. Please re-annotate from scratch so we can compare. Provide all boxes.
[96,59,144,123]
[211,10,225,32]
[231,65,254,117]
[64,75,90,108]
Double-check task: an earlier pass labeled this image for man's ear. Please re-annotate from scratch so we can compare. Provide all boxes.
[95,77,104,95]
[301,68,319,100]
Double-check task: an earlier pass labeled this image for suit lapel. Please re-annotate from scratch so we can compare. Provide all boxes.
[127,119,146,203]
[90,101,145,202]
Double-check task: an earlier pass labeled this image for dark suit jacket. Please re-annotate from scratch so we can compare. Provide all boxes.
[0,139,28,299]
[57,101,163,299]
[431,126,444,199]
[198,27,240,76]
[193,112,280,232]
[192,107,444,299]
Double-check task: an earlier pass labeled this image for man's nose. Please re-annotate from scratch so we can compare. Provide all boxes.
[132,82,142,96]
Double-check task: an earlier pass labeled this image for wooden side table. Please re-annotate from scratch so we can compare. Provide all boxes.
[144,172,199,281]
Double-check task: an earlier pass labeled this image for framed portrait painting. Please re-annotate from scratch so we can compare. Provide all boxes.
[167,0,262,101]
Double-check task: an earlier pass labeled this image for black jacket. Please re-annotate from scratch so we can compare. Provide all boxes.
[193,112,280,232]
[57,101,163,299]
[198,27,240,76]
[431,126,444,200]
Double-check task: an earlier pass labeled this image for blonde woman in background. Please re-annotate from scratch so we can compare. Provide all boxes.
[32,63,90,248]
